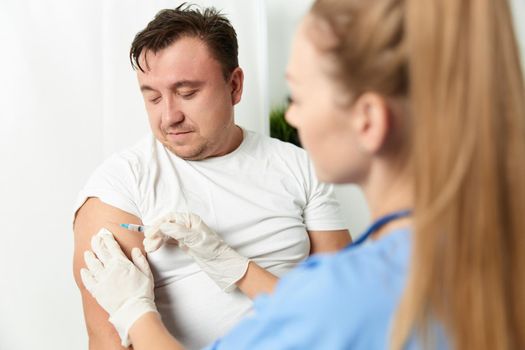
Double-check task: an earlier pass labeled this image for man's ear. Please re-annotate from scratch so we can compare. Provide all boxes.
[229,67,244,105]
[351,92,391,154]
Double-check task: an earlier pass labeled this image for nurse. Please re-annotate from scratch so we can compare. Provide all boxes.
[80,0,525,349]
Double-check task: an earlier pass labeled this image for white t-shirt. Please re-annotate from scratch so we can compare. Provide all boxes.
[75,129,346,349]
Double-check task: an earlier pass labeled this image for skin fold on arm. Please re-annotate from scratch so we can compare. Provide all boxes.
[73,197,145,350]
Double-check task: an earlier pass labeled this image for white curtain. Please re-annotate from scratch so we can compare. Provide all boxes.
[0,1,267,348]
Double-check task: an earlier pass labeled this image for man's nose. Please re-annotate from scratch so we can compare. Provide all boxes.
[162,97,184,125]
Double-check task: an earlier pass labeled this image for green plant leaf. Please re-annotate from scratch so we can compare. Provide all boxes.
[269,105,301,147]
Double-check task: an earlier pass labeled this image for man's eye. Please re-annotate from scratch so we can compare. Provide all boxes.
[287,96,294,105]
[149,96,161,104]
[180,90,197,99]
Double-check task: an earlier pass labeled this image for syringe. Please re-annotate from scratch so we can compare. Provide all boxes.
[120,223,149,233]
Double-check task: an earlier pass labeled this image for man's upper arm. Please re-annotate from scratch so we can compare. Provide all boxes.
[308,229,352,255]
[73,197,145,350]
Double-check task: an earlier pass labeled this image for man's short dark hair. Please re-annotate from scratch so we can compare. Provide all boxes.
[130,3,239,79]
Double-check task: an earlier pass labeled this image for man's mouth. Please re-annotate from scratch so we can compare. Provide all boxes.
[165,130,194,142]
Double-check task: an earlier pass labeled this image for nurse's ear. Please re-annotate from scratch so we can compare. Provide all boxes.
[349,92,392,155]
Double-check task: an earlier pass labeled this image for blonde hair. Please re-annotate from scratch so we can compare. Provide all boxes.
[310,0,525,349]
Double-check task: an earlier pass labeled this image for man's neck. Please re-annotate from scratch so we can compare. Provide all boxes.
[210,124,244,158]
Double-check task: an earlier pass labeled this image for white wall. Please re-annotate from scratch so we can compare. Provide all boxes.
[266,0,312,108]
[511,0,525,71]
[0,3,101,348]
[0,1,267,349]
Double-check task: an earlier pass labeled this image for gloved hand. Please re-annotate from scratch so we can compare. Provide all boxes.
[80,228,158,347]
[144,212,250,292]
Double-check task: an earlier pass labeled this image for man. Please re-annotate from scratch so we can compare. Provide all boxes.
[73,5,350,350]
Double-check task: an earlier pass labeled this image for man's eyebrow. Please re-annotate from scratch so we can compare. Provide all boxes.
[140,80,205,93]
[172,80,205,89]
[140,85,157,93]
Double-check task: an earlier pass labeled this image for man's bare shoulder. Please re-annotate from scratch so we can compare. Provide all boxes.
[74,197,144,259]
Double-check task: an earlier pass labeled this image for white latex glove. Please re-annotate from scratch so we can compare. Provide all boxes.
[80,228,158,347]
[144,212,250,292]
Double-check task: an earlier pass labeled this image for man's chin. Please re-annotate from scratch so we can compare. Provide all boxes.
[166,144,207,161]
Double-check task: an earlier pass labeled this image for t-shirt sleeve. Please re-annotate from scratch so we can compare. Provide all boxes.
[73,153,141,222]
[302,159,347,231]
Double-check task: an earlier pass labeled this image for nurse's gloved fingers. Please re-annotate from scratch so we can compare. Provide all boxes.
[131,248,153,280]
[143,235,164,253]
[172,212,187,222]
[84,250,104,276]
[99,230,127,259]
[188,213,203,226]
[143,225,159,240]
[80,268,97,293]
[161,212,190,227]
[91,229,112,264]
[165,212,181,224]
[148,212,177,234]
[159,222,190,239]
[181,212,199,227]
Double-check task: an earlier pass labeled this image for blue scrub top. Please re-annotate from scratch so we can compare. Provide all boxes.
[204,228,448,349]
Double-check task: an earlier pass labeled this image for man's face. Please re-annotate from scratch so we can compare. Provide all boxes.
[137,36,243,160]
